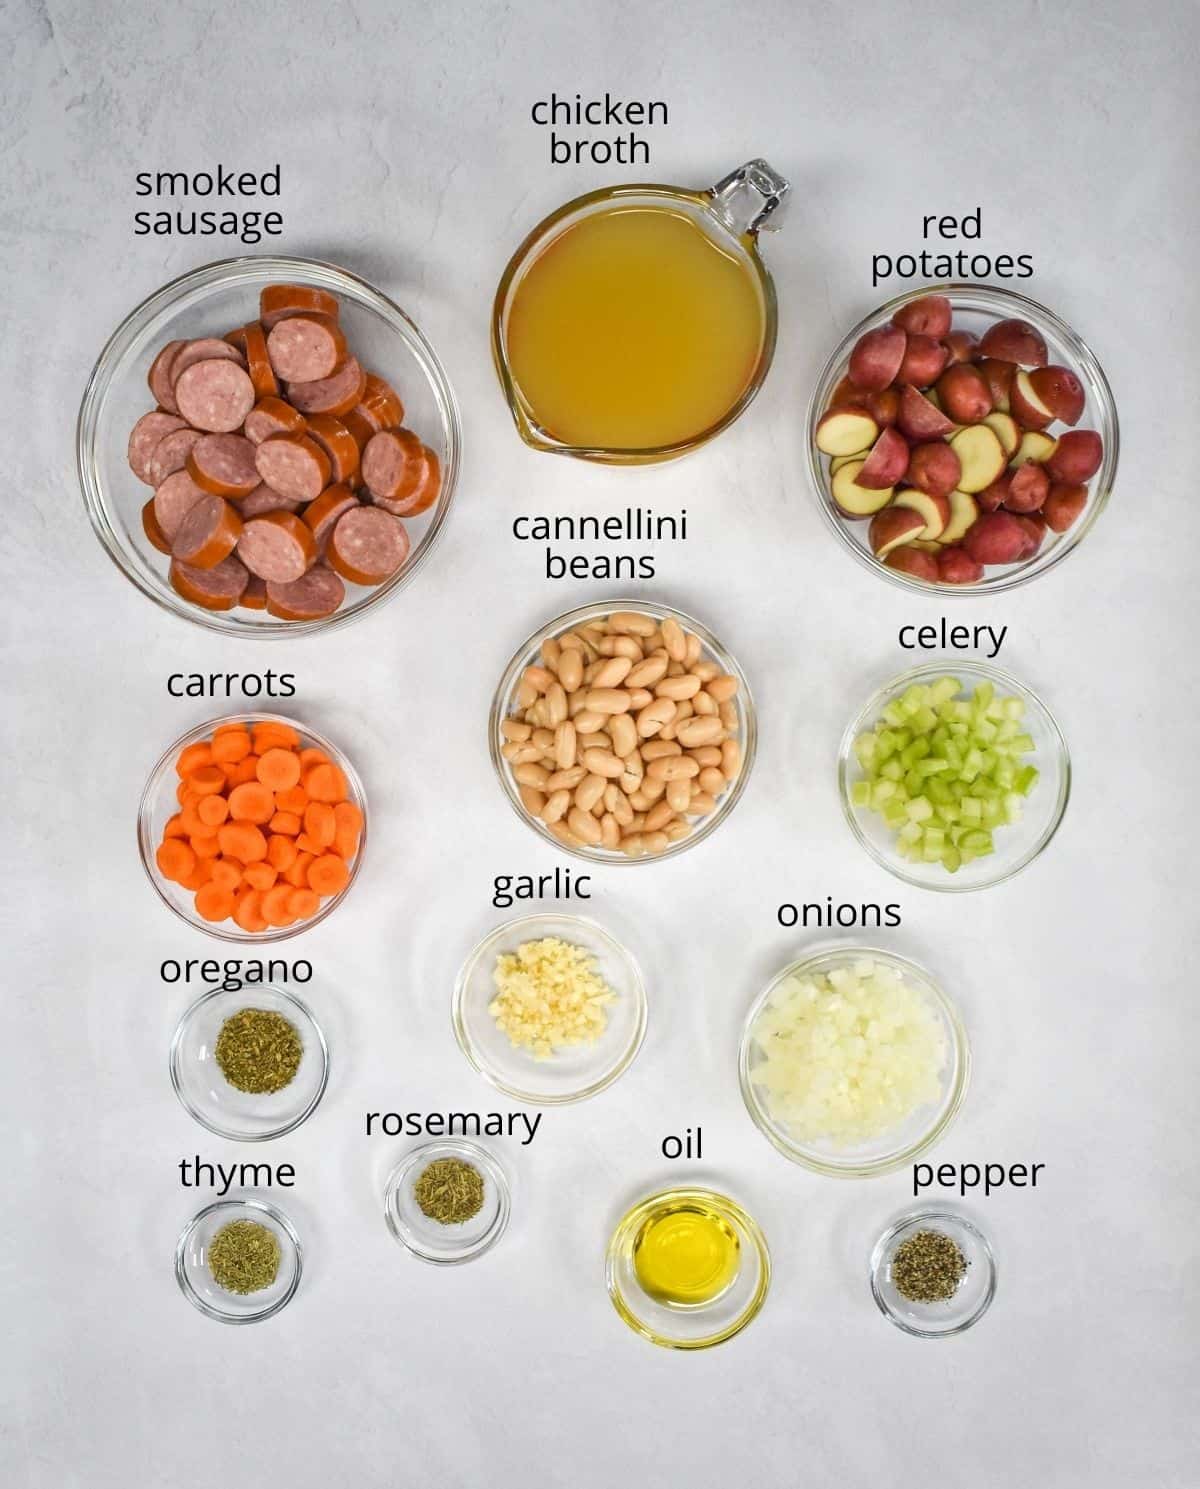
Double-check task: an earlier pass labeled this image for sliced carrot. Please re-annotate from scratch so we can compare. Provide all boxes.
[302,801,336,850]
[217,821,268,863]
[332,800,363,859]
[294,833,321,855]
[194,882,236,923]
[179,799,209,838]
[186,764,227,797]
[227,781,275,824]
[176,741,212,777]
[304,761,347,803]
[175,779,191,805]
[178,857,214,891]
[298,747,329,770]
[273,785,309,815]
[287,887,320,919]
[267,834,298,872]
[308,853,350,896]
[253,722,301,753]
[190,833,221,860]
[232,887,268,934]
[243,861,278,891]
[196,793,230,828]
[269,811,301,836]
[284,851,313,888]
[256,747,302,792]
[164,812,188,840]
[260,883,296,926]
[225,755,260,786]
[210,858,243,892]
[156,839,196,883]
[210,728,252,763]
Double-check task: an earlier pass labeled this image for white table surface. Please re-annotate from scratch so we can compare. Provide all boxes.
[5,1,1198,1485]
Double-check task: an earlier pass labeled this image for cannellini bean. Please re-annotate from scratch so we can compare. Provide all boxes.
[586,688,632,714]
[548,820,584,849]
[609,611,657,636]
[583,748,625,779]
[514,762,550,788]
[676,716,724,748]
[501,719,532,742]
[636,698,676,737]
[692,660,720,682]
[684,633,701,667]
[721,740,740,781]
[646,755,699,782]
[666,779,692,814]
[692,691,718,716]
[545,682,568,726]
[608,712,638,758]
[541,789,571,824]
[644,800,674,832]
[611,792,634,826]
[541,638,561,670]
[706,673,739,702]
[689,792,718,815]
[546,765,586,791]
[523,665,555,693]
[656,674,701,701]
[593,655,633,688]
[665,821,691,842]
[643,830,670,854]
[691,747,723,768]
[699,766,726,796]
[519,785,546,815]
[554,722,576,770]
[558,649,584,692]
[575,773,607,812]
[719,700,738,731]
[600,813,620,849]
[662,616,687,661]
[642,739,682,760]
[621,833,647,857]
[625,655,669,689]
[567,807,603,845]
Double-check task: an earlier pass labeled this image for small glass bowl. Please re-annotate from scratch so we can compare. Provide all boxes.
[169,985,329,1141]
[489,598,756,864]
[806,283,1118,594]
[606,1187,771,1350]
[77,254,461,636]
[138,711,367,943]
[384,1140,511,1265]
[175,1198,302,1324]
[739,947,970,1178]
[452,913,647,1104]
[838,660,1070,893]
[870,1209,996,1338]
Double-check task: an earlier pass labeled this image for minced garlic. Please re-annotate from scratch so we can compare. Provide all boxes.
[489,937,616,1059]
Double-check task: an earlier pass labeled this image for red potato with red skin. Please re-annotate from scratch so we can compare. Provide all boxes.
[978,318,1048,367]
[895,334,947,389]
[905,442,961,499]
[828,374,866,410]
[864,387,900,428]
[1010,370,1055,431]
[1004,462,1050,513]
[854,427,910,490]
[1013,513,1047,557]
[848,325,907,391]
[1043,482,1088,532]
[869,506,927,557]
[963,510,1028,565]
[1028,365,1086,426]
[895,489,950,540]
[937,364,993,424]
[978,358,1015,413]
[898,384,955,440]
[976,474,1012,513]
[941,329,979,365]
[884,546,940,582]
[937,546,984,584]
[1044,429,1103,483]
[815,407,878,457]
[892,295,952,339]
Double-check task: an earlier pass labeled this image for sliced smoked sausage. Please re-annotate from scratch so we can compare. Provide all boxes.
[172,493,243,569]
[147,427,203,487]
[285,356,366,417]
[238,482,302,517]
[358,373,404,429]
[237,511,317,583]
[301,483,358,554]
[142,499,172,555]
[260,283,340,330]
[148,339,186,413]
[267,316,347,383]
[244,396,307,445]
[175,359,256,433]
[376,446,441,518]
[240,575,268,610]
[170,338,246,383]
[305,413,360,484]
[186,433,259,498]
[254,434,331,504]
[154,469,207,541]
[327,506,410,586]
[169,554,249,611]
[240,322,279,399]
[361,428,424,503]
[266,566,346,621]
[128,411,187,484]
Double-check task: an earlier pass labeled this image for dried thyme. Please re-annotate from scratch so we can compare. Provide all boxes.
[208,1219,281,1294]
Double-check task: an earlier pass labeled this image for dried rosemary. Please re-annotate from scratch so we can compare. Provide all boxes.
[414,1158,485,1225]
[208,1219,281,1294]
[892,1228,967,1303]
[215,1008,302,1094]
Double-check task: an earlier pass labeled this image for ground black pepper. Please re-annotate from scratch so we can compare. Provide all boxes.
[891,1229,967,1303]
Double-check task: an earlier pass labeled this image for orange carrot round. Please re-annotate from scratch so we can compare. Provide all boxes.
[267,834,298,872]
[189,833,221,860]
[156,839,196,883]
[284,851,313,888]
[211,728,253,763]
[209,858,243,892]
[260,883,296,926]
[187,764,227,797]
[176,741,212,777]
[194,882,236,922]
[303,801,336,850]
[287,887,320,919]
[196,793,229,828]
[232,887,268,934]
[308,853,350,896]
[332,801,363,859]
[217,821,268,863]
[256,747,302,792]
[227,781,275,824]
[273,785,309,815]
[304,761,347,803]
[269,811,301,836]
[242,861,278,891]
[164,812,188,840]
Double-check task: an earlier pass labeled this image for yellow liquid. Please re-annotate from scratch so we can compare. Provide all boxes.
[633,1203,741,1307]
[504,205,765,451]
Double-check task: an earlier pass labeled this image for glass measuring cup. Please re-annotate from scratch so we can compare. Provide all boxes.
[492,159,790,465]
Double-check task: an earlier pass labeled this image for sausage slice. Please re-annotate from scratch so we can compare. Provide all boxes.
[267,315,347,383]
[359,373,405,429]
[302,483,358,554]
[327,506,410,586]
[175,359,256,433]
[147,427,203,487]
[128,411,187,484]
[170,338,246,384]
[141,498,172,555]
[154,468,207,541]
[266,566,346,621]
[244,396,307,445]
[148,339,186,413]
[285,356,366,417]
[254,434,331,503]
[186,433,259,498]
[260,283,340,330]
[240,575,268,611]
[172,493,243,570]
[237,482,302,517]
[237,511,317,583]
[376,446,440,517]
[361,428,424,502]
[305,413,360,484]
[170,554,249,611]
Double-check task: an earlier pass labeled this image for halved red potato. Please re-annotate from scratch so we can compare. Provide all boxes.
[816,407,879,456]
[1004,462,1050,512]
[832,460,893,518]
[898,384,955,440]
[937,364,993,424]
[937,546,984,584]
[885,545,940,582]
[891,295,952,339]
[854,427,910,490]
[982,410,1020,459]
[1029,365,1085,426]
[869,506,927,557]
[949,425,1006,493]
[1010,429,1058,467]
[896,334,948,388]
[963,510,1027,565]
[1044,429,1102,483]
[978,318,1048,367]
[942,329,979,365]
[978,358,1016,413]
[1010,370,1055,430]
[906,441,961,499]
[1013,512,1047,557]
[1043,482,1089,532]
[895,488,950,540]
[848,325,907,391]
[940,490,980,545]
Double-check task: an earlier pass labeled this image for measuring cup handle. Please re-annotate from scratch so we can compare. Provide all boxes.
[706,159,791,237]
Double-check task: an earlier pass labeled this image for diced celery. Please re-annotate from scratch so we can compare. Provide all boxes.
[974,680,995,710]
[1016,764,1039,796]
[1002,696,1025,721]
[930,677,961,705]
[850,780,871,807]
[941,846,962,873]
[883,701,908,728]
[881,759,904,782]
[899,821,922,844]
[912,705,938,733]
[1010,732,1034,754]
[905,796,933,823]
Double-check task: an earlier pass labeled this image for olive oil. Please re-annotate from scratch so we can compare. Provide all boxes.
[633,1199,741,1307]
[504,205,765,452]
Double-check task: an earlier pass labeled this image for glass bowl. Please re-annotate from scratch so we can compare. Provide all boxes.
[77,254,461,636]
[384,1140,511,1265]
[606,1187,770,1349]
[169,985,329,1140]
[138,711,367,943]
[175,1198,302,1324]
[739,947,970,1178]
[838,660,1070,892]
[870,1209,997,1338]
[452,913,647,1104]
[489,598,756,864]
[806,283,1118,593]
